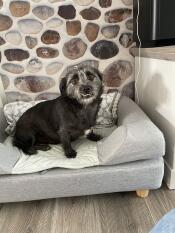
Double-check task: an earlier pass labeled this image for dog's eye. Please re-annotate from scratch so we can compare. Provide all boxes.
[86,72,94,81]
[70,75,79,85]
[87,75,94,81]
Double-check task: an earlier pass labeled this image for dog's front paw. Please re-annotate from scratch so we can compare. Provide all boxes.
[87,132,103,142]
[66,149,77,159]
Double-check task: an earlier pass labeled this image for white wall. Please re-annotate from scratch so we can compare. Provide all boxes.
[135,57,175,189]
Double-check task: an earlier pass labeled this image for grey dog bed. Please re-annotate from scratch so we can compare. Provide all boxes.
[0,96,165,175]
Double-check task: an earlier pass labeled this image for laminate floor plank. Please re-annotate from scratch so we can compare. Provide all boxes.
[97,192,154,233]
[0,186,175,233]
[145,185,175,223]
[0,201,37,233]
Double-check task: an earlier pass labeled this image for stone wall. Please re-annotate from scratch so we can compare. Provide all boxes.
[0,0,134,102]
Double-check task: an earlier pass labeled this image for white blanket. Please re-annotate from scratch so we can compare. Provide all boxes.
[4,137,99,174]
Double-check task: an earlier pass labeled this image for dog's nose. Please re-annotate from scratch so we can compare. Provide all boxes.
[80,85,92,94]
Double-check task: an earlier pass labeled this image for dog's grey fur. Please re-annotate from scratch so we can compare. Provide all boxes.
[13,66,103,158]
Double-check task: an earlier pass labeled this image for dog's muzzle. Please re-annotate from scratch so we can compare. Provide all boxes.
[79,85,93,98]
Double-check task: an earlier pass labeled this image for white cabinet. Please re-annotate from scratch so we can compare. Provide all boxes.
[135,56,175,189]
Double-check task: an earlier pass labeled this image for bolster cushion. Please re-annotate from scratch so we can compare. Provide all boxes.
[97,97,165,165]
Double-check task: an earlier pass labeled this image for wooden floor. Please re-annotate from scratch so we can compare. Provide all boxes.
[0,184,174,233]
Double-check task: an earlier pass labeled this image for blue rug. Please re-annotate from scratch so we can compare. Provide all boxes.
[150,209,175,233]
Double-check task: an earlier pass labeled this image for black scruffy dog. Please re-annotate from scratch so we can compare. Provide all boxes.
[13,67,103,158]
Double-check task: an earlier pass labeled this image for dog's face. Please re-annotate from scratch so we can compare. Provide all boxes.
[60,67,103,105]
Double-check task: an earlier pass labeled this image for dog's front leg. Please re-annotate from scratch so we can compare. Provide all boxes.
[86,130,103,142]
[59,129,77,158]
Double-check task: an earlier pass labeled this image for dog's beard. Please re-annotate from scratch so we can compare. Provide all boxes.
[67,84,98,105]
[78,95,95,105]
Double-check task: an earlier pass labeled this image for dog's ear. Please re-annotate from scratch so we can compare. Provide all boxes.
[95,69,102,81]
[93,68,102,81]
[59,77,67,96]
[97,71,103,80]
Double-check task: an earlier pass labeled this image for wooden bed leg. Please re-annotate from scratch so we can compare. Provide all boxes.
[136,190,149,198]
